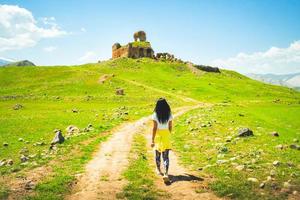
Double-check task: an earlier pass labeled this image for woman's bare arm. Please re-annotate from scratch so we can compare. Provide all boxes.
[168,120,172,132]
[151,121,158,147]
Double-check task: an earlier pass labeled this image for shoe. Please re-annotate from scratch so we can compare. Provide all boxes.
[163,174,170,183]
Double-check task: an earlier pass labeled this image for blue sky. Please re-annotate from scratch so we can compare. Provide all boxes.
[0,0,300,74]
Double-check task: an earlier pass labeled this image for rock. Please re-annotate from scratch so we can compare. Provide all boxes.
[7,159,13,166]
[290,144,300,150]
[273,160,280,166]
[25,180,35,190]
[237,128,254,137]
[293,138,299,143]
[235,165,245,171]
[13,104,23,110]
[293,191,298,195]
[238,113,244,117]
[225,137,232,142]
[0,159,7,167]
[218,146,228,153]
[260,182,265,188]
[116,88,124,95]
[194,64,220,73]
[51,129,65,145]
[72,108,78,113]
[19,147,29,155]
[66,126,80,135]
[247,178,258,183]
[3,142,8,147]
[18,138,24,142]
[270,170,276,177]
[266,176,273,182]
[283,181,292,189]
[276,144,284,150]
[216,160,228,164]
[271,132,279,137]
[20,155,29,163]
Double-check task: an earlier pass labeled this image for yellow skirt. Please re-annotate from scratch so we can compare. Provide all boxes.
[154,129,171,152]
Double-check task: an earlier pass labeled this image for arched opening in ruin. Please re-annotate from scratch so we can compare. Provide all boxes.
[146,49,152,57]
[139,48,144,57]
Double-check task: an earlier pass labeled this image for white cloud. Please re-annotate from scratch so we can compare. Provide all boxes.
[0,56,15,62]
[0,4,67,51]
[78,51,98,63]
[80,27,86,32]
[210,41,300,74]
[43,46,57,52]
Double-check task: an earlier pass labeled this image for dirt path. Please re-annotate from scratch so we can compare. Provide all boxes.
[66,116,151,200]
[66,105,212,200]
[145,108,223,200]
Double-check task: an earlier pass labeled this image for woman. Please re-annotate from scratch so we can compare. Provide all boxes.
[151,98,173,182]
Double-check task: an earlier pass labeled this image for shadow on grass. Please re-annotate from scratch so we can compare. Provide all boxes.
[165,173,204,185]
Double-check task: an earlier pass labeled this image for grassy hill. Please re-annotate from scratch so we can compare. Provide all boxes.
[0,57,299,199]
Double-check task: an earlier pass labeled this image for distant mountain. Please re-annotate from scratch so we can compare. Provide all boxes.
[0,57,14,66]
[247,72,300,89]
[4,60,35,67]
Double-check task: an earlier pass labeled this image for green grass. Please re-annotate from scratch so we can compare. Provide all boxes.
[130,41,151,48]
[172,102,300,199]
[1,57,300,199]
[117,133,165,200]
[24,133,111,200]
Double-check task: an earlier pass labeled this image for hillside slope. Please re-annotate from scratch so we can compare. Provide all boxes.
[0,58,299,200]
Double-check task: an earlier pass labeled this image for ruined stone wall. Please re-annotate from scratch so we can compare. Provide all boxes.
[112,45,129,59]
[112,44,154,59]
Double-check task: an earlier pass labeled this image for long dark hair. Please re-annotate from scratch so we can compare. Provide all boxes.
[154,98,171,124]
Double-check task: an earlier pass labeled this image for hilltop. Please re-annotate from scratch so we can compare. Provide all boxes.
[0,58,299,200]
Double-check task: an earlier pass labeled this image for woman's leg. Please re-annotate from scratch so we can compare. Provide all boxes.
[155,150,161,171]
[162,149,170,175]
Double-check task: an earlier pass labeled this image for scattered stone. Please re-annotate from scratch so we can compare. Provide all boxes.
[225,137,232,142]
[237,128,254,137]
[271,132,279,137]
[25,180,35,190]
[0,159,7,167]
[293,191,298,195]
[283,181,292,189]
[198,167,203,171]
[51,129,65,146]
[13,104,23,110]
[19,147,29,155]
[290,144,300,150]
[194,64,220,73]
[66,126,80,135]
[72,108,78,113]
[20,155,29,163]
[218,146,228,153]
[270,170,276,177]
[7,159,13,166]
[116,88,124,95]
[260,182,265,188]
[235,165,245,171]
[18,138,24,142]
[3,142,8,147]
[201,123,207,128]
[293,138,299,143]
[273,160,280,166]
[216,160,228,164]
[287,162,294,167]
[276,144,284,150]
[238,113,244,117]
[266,176,273,182]
[247,178,258,183]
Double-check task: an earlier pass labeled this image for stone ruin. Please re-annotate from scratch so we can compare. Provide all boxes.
[112,31,154,59]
